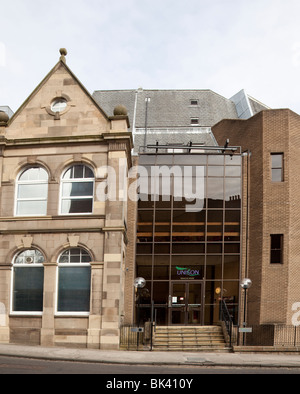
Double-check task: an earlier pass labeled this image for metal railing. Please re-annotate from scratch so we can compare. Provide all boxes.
[241,325,300,347]
[220,299,234,347]
[120,303,157,351]
[120,322,300,349]
[120,325,145,350]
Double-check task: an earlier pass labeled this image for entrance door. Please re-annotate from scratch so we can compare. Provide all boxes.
[170,281,203,325]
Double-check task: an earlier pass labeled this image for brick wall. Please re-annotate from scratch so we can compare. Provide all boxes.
[213,109,300,326]
[287,111,300,324]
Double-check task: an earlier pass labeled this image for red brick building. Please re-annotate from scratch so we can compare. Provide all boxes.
[213,110,300,330]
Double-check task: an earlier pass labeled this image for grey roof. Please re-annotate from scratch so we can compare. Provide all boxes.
[92,88,270,153]
[92,89,239,130]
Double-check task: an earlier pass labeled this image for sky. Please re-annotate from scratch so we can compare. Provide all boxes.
[0,0,300,114]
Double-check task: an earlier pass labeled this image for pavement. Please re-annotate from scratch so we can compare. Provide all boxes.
[1,343,300,369]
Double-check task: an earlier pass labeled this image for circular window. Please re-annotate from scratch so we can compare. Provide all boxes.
[51,98,67,113]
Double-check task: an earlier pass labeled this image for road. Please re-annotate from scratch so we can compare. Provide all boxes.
[0,355,299,375]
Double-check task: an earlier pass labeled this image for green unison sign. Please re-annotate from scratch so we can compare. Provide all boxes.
[176,267,200,277]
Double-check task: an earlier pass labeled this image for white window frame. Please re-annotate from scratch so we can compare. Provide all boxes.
[15,167,49,217]
[10,249,45,316]
[59,164,95,215]
[55,248,92,316]
[271,153,284,182]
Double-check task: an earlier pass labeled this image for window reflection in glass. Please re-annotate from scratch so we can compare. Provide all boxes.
[57,267,91,312]
[225,166,241,177]
[208,166,224,177]
[225,155,241,166]
[57,248,92,313]
[224,256,240,279]
[207,178,224,208]
[153,255,170,280]
[136,153,242,325]
[16,167,48,216]
[12,249,45,312]
[61,165,94,214]
[271,153,283,182]
[15,249,45,265]
[225,178,241,208]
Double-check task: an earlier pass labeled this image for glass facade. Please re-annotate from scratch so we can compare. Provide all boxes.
[135,153,242,326]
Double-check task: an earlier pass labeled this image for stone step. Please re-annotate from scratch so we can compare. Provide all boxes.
[154,342,227,348]
[154,340,225,345]
[155,334,223,337]
[155,334,223,339]
[152,347,231,353]
[155,330,223,335]
[152,325,229,352]
[155,326,222,332]
[155,338,225,342]
[155,335,224,340]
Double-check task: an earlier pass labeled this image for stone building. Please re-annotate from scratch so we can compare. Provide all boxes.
[0,49,132,349]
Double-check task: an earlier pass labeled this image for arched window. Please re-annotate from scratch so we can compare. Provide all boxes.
[16,167,48,216]
[57,248,92,313]
[60,164,94,214]
[12,249,45,313]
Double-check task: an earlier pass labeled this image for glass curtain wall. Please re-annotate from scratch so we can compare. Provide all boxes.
[136,153,242,326]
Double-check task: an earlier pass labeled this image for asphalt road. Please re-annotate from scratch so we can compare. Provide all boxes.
[0,355,300,375]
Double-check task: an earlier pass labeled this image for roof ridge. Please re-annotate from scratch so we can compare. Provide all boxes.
[247,94,271,109]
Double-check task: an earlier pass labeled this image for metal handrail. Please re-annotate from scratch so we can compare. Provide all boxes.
[220,299,233,347]
[150,302,157,351]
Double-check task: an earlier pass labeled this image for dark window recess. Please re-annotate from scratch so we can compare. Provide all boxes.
[57,266,91,312]
[270,234,283,264]
[190,99,198,105]
[13,267,44,312]
[191,118,199,125]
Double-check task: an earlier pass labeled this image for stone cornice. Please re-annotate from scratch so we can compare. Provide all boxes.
[0,133,133,166]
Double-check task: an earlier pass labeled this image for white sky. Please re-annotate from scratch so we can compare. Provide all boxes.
[1,0,300,114]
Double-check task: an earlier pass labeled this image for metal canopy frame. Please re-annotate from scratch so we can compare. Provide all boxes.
[139,140,241,155]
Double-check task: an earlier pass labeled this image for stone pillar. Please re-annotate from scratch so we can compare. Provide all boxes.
[100,251,122,350]
[87,261,104,349]
[98,148,128,349]
[40,262,57,346]
[0,268,10,343]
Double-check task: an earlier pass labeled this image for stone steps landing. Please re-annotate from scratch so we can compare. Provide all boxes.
[153,325,230,352]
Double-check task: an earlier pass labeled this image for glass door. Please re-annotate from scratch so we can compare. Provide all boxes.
[170,283,186,324]
[170,281,203,325]
[187,282,202,324]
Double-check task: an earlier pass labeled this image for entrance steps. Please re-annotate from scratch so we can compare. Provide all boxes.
[152,325,231,352]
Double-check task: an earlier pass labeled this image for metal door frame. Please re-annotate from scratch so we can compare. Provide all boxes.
[169,280,204,325]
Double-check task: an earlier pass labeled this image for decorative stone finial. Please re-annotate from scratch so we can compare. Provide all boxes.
[113,105,128,116]
[0,111,9,126]
[59,48,67,63]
